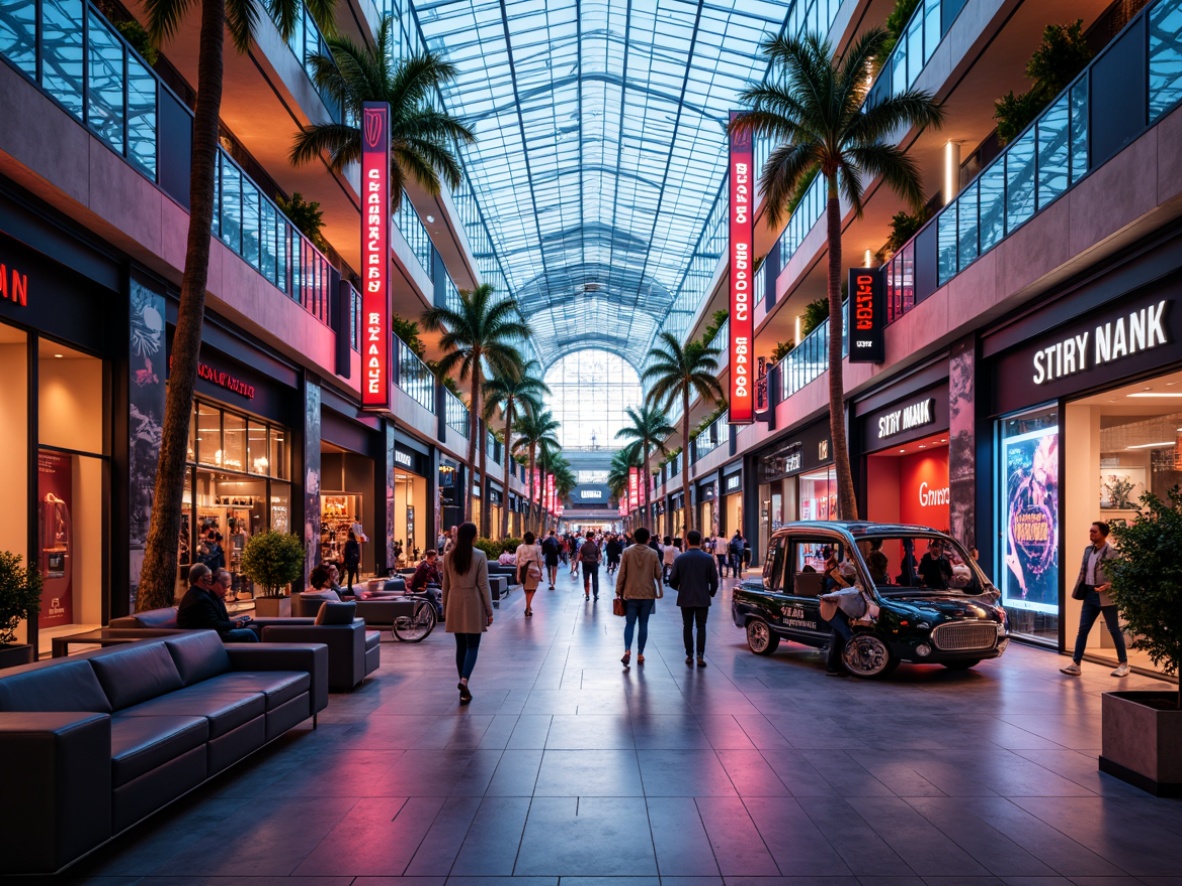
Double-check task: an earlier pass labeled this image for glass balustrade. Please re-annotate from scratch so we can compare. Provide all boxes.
[395,337,436,413]
[284,2,342,122]
[445,389,470,438]
[778,303,847,402]
[394,192,434,281]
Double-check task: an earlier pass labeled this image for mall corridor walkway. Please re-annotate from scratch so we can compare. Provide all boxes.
[60,571,1182,885]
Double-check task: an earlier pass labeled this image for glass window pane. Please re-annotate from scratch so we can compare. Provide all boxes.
[957,181,979,269]
[126,55,156,178]
[269,427,289,480]
[270,481,290,533]
[937,204,957,285]
[41,0,85,120]
[907,14,923,84]
[87,12,125,153]
[924,0,941,63]
[978,159,1006,253]
[196,403,222,467]
[1070,74,1089,183]
[0,0,37,77]
[1005,131,1037,233]
[222,412,246,472]
[248,422,268,474]
[241,180,260,268]
[544,350,644,450]
[1150,0,1182,121]
[220,154,241,251]
[276,219,289,293]
[1037,94,1070,210]
[893,37,907,96]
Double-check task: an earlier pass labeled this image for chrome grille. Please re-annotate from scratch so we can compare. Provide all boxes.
[931,621,997,652]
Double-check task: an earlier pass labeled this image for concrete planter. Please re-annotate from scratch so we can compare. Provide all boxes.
[253,596,291,618]
[1100,691,1182,797]
[0,643,34,670]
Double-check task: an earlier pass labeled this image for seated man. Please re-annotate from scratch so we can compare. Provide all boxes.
[408,549,443,617]
[177,564,258,642]
[301,564,344,603]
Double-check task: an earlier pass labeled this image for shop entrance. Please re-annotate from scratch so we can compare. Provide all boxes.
[395,468,428,566]
[865,432,951,530]
[320,442,375,578]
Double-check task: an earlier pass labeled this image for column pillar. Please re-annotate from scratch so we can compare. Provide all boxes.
[383,420,396,577]
[949,335,976,549]
[301,374,322,585]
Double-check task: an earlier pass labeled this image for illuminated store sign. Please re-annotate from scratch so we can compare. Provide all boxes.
[628,467,639,510]
[169,355,255,400]
[877,398,935,439]
[394,449,414,468]
[0,261,29,307]
[847,268,884,363]
[725,474,741,493]
[580,489,603,499]
[1032,299,1169,384]
[728,111,754,424]
[361,102,390,410]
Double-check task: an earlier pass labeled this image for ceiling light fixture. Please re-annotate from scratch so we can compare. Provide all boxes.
[1125,441,1175,449]
[426,215,435,223]
[1127,393,1182,398]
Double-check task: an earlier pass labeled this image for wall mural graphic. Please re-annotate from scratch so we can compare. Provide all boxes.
[303,379,322,583]
[948,337,976,549]
[128,280,166,607]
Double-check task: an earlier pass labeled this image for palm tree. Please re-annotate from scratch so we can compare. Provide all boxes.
[642,332,725,536]
[616,404,674,530]
[135,0,336,610]
[290,15,474,209]
[513,409,560,531]
[423,284,531,535]
[484,361,550,538]
[730,29,943,520]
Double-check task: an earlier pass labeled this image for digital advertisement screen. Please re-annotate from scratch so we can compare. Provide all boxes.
[1001,424,1059,613]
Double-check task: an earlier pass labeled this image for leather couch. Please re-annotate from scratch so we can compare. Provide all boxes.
[107,606,380,692]
[292,592,417,627]
[0,632,328,874]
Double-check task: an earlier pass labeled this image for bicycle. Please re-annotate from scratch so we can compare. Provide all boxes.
[391,590,439,642]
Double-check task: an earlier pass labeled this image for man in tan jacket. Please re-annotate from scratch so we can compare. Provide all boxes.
[616,527,663,666]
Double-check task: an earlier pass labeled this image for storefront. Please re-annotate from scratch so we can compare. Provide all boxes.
[487,483,504,541]
[319,403,383,576]
[177,345,298,601]
[697,480,716,536]
[722,468,742,536]
[394,435,431,565]
[858,381,951,531]
[0,223,120,653]
[754,417,832,557]
[985,261,1182,669]
[439,457,462,536]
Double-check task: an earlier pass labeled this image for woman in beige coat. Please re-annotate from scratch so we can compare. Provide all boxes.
[442,522,494,703]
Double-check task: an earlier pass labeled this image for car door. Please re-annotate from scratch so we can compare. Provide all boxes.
[743,533,790,630]
[781,536,843,644]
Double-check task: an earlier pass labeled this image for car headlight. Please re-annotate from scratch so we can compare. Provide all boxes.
[996,622,1007,636]
[915,643,932,657]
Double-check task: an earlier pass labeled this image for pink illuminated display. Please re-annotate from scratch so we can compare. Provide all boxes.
[728,111,754,424]
[361,102,390,410]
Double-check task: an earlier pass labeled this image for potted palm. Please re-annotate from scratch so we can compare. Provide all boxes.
[0,551,42,669]
[239,531,305,617]
[1100,487,1182,796]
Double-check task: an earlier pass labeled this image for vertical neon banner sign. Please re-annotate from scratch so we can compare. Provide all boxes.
[728,111,754,424]
[361,102,390,410]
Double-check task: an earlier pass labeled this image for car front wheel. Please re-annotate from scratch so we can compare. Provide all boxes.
[842,633,897,678]
[746,618,780,655]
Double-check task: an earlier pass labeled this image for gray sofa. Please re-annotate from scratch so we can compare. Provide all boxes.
[0,631,328,874]
[292,591,418,626]
[107,606,380,692]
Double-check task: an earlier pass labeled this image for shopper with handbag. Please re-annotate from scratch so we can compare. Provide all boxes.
[1061,521,1129,677]
[615,527,663,666]
[515,531,544,617]
[443,523,494,703]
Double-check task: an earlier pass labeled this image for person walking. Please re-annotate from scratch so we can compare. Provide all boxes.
[728,532,744,577]
[616,527,663,666]
[712,532,729,577]
[1061,521,1129,678]
[669,530,718,667]
[515,531,543,617]
[661,536,677,584]
[580,532,602,600]
[343,529,362,594]
[542,530,562,589]
[570,534,583,578]
[605,533,623,575]
[442,522,494,703]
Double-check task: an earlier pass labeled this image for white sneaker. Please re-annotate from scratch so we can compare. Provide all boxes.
[1111,663,1130,677]
[1059,663,1082,676]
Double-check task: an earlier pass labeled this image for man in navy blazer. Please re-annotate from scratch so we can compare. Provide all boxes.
[669,530,719,667]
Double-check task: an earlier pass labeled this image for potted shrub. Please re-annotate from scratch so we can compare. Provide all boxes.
[239,531,305,617]
[0,551,42,669]
[1101,488,1182,796]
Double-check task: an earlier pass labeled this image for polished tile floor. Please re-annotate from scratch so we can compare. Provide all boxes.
[60,570,1182,885]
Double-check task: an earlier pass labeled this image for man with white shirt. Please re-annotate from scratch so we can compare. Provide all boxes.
[1061,521,1129,678]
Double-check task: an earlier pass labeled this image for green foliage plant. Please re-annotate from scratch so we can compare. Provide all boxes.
[391,314,427,357]
[800,297,830,338]
[995,20,1092,144]
[0,552,42,647]
[239,531,306,597]
[771,340,795,363]
[276,193,329,253]
[1108,488,1182,708]
[881,0,922,56]
[702,310,730,345]
[886,207,930,253]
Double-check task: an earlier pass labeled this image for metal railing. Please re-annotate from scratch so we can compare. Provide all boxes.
[394,192,434,282]
[283,2,343,122]
[865,0,957,111]
[395,337,435,413]
[445,389,469,438]
[778,303,847,402]
[0,0,338,327]
[884,0,1182,323]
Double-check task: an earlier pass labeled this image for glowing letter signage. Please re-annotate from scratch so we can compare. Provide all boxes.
[361,102,390,410]
[847,268,885,363]
[729,112,754,424]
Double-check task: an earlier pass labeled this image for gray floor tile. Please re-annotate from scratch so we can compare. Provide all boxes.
[515,796,657,876]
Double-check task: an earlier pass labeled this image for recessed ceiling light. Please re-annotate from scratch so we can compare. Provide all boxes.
[919,444,927,449]
[1125,441,1175,449]
[426,215,435,223]
[1128,393,1182,398]
[53,353,63,358]
[899,449,905,453]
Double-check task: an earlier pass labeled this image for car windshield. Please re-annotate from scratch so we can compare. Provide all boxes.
[855,534,987,595]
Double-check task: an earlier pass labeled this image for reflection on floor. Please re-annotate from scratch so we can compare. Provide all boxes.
[55,569,1182,885]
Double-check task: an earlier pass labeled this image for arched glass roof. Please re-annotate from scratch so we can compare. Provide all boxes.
[414,0,789,367]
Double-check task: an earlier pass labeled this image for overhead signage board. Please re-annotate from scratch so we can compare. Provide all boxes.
[361,102,390,410]
[728,111,754,424]
[848,268,885,363]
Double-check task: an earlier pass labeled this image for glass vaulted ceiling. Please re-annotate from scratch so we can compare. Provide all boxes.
[414,0,788,369]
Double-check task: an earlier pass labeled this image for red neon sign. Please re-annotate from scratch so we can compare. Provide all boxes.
[0,262,29,307]
[628,468,639,511]
[729,111,754,424]
[361,102,390,410]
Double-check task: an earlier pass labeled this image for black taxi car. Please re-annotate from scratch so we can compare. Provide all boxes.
[731,522,1009,677]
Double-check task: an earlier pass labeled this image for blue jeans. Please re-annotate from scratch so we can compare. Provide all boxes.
[623,599,656,653]
[1072,588,1126,664]
[222,628,259,643]
[826,609,852,672]
[455,632,482,679]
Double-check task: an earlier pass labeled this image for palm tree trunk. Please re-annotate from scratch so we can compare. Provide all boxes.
[466,358,480,533]
[644,449,654,530]
[826,177,858,520]
[528,447,537,531]
[501,399,513,539]
[136,0,225,610]
[682,389,691,538]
